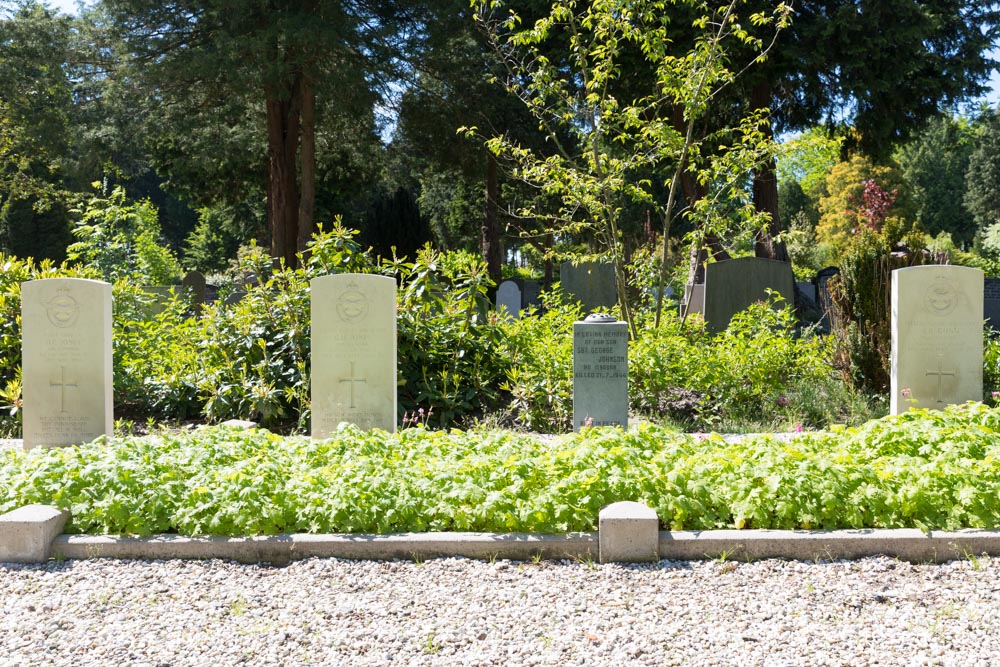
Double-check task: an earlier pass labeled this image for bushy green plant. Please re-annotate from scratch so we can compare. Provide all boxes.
[828,228,926,394]
[392,247,509,426]
[67,184,181,285]
[5,403,1000,536]
[500,289,582,432]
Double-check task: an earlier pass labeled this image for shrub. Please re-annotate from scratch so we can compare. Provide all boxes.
[501,289,582,432]
[67,184,181,285]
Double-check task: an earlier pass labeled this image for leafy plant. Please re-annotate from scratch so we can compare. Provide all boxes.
[4,403,1000,536]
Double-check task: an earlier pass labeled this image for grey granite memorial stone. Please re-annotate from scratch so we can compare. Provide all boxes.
[311,273,397,436]
[21,278,113,449]
[496,280,522,320]
[682,283,704,317]
[703,257,794,332]
[522,280,542,311]
[181,270,207,312]
[573,313,628,431]
[561,261,617,313]
[815,266,840,332]
[984,278,1000,332]
[890,265,983,415]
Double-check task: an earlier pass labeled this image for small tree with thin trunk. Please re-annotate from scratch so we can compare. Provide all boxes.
[469,0,789,335]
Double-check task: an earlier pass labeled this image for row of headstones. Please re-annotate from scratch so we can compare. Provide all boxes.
[506,258,798,333]
[19,264,985,448]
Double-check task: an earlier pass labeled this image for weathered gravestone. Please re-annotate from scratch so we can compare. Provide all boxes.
[21,278,113,449]
[181,270,207,312]
[496,280,522,320]
[560,261,617,313]
[681,283,704,317]
[984,278,1000,333]
[522,280,542,311]
[814,266,840,332]
[890,265,983,415]
[573,313,628,431]
[311,274,397,436]
[703,257,795,333]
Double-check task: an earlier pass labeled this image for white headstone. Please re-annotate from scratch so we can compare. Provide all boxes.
[311,274,397,436]
[891,265,983,415]
[573,314,628,430]
[496,280,521,320]
[21,278,113,449]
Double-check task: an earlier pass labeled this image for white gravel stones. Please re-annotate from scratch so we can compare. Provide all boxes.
[3,555,1000,666]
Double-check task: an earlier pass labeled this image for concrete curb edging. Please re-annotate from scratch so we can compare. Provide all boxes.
[41,529,1000,566]
[8,503,1000,565]
[50,532,598,564]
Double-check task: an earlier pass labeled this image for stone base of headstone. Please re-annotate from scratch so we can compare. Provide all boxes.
[0,505,69,563]
[599,501,659,563]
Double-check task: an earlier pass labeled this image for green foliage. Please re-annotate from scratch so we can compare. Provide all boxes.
[896,113,976,245]
[5,403,1000,536]
[182,205,247,274]
[500,289,582,433]
[393,247,508,426]
[965,109,1000,237]
[503,290,864,432]
[471,0,790,333]
[828,229,927,395]
[67,185,181,285]
[630,298,849,430]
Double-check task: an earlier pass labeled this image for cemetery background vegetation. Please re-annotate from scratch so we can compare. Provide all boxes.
[4,402,1000,535]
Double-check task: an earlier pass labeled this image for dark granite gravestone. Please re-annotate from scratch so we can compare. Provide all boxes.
[702,257,794,332]
[560,261,617,313]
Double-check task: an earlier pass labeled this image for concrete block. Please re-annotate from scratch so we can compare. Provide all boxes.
[0,504,70,563]
[600,501,659,563]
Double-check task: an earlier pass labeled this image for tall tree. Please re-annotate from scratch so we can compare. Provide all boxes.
[100,0,421,267]
[896,113,976,246]
[0,1,75,261]
[744,0,1000,260]
[965,108,1000,239]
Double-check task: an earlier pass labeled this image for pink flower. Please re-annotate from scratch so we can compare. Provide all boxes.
[901,388,911,399]
[795,423,803,432]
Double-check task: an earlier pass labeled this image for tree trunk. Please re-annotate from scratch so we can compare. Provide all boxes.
[297,75,316,253]
[483,151,502,287]
[265,78,302,268]
[750,81,789,262]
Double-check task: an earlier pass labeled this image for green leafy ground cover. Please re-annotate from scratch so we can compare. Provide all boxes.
[3,402,1000,537]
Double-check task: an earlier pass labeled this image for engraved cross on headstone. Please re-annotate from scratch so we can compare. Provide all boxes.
[50,365,78,413]
[338,361,367,409]
[925,356,956,402]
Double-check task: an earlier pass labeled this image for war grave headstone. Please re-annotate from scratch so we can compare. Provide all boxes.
[496,280,522,320]
[560,261,617,313]
[573,313,628,431]
[311,273,397,436]
[890,265,983,415]
[797,281,817,304]
[984,278,1000,333]
[702,257,795,333]
[21,278,113,449]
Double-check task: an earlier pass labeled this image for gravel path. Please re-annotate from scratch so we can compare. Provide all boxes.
[2,555,999,666]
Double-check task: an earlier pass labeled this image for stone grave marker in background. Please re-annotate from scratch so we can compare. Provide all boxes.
[496,280,522,320]
[311,273,397,436]
[560,261,617,313]
[984,278,1000,332]
[573,313,628,431]
[21,278,113,449]
[890,265,983,415]
[702,257,795,333]
[815,266,840,333]
[522,280,542,311]
[181,270,207,312]
[681,283,704,317]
